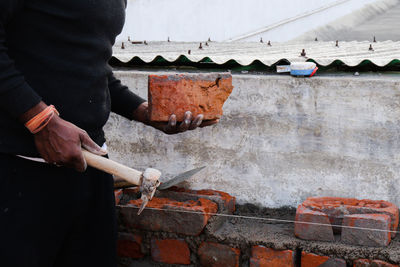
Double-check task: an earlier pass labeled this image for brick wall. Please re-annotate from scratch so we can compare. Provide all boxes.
[295,197,399,247]
[116,188,400,266]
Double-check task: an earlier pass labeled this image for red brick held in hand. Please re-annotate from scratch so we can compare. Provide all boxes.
[151,239,190,265]
[198,242,240,267]
[148,73,233,122]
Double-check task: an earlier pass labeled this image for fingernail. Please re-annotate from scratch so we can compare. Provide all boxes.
[196,114,204,126]
[100,148,108,154]
[170,114,176,126]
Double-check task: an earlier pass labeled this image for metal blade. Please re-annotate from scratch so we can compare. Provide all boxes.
[158,166,206,190]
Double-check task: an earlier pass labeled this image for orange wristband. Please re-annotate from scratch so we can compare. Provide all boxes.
[25,105,60,134]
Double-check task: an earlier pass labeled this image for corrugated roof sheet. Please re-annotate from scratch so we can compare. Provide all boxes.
[112,41,400,67]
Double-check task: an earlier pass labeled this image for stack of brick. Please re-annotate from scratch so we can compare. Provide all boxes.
[295,197,399,247]
[116,190,400,266]
[249,250,399,267]
[116,186,240,266]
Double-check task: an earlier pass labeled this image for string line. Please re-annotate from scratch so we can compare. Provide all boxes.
[128,206,400,234]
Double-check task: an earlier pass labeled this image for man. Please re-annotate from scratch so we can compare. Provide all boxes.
[0,1,216,266]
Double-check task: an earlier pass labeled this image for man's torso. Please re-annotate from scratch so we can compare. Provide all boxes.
[1,0,126,156]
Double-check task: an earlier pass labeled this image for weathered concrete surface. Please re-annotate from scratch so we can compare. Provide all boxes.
[105,70,400,208]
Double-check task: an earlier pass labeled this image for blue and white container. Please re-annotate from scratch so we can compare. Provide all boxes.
[290,62,318,77]
[277,62,318,77]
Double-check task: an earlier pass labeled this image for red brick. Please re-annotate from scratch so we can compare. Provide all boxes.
[192,189,235,213]
[301,252,346,267]
[303,197,399,238]
[122,187,140,195]
[198,242,240,267]
[148,73,233,122]
[353,259,399,267]
[294,205,334,242]
[114,189,123,205]
[117,233,144,259]
[162,187,236,214]
[249,246,294,267]
[371,260,400,267]
[341,214,391,247]
[301,252,330,267]
[354,259,371,266]
[151,239,190,265]
[120,197,217,236]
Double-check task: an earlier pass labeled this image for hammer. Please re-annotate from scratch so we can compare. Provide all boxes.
[82,150,204,214]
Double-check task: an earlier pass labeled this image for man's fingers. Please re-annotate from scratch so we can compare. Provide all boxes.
[189,114,203,130]
[164,114,177,133]
[178,111,192,132]
[77,132,105,171]
[150,111,217,134]
[200,119,219,127]
[35,140,52,164]
[80,132,107,155]
[69,151,87,172]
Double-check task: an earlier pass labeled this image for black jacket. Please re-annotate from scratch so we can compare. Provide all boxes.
[0,0,145,156]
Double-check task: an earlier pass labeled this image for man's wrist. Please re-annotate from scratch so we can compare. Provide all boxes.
[132,102,149,124]
[25,105,59,134]
[19,101,48,124]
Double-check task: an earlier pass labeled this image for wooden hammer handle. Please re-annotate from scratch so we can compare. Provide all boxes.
[82,150,142,186]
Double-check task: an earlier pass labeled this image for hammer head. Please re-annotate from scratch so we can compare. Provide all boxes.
[138,168,161,215]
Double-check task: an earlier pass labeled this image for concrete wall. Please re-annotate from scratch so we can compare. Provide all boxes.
[118,0,379,42]
[105,71,400,208]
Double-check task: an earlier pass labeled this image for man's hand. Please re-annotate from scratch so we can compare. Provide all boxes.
[21,102,107,171]
[132,102,219,134]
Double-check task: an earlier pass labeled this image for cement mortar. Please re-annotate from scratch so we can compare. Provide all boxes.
[118,203,400,266]
[208,213,400,264]
[106,70,400,208]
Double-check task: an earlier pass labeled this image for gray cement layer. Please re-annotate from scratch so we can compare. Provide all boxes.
[207,206,400,264]
[105,70,400,208]
[117,205,400,266]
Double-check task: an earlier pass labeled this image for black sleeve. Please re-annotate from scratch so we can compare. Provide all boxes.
[108,73,146,120]
[0,0,42,118]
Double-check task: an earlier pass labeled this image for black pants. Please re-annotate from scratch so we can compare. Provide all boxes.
[0,153,117,267]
